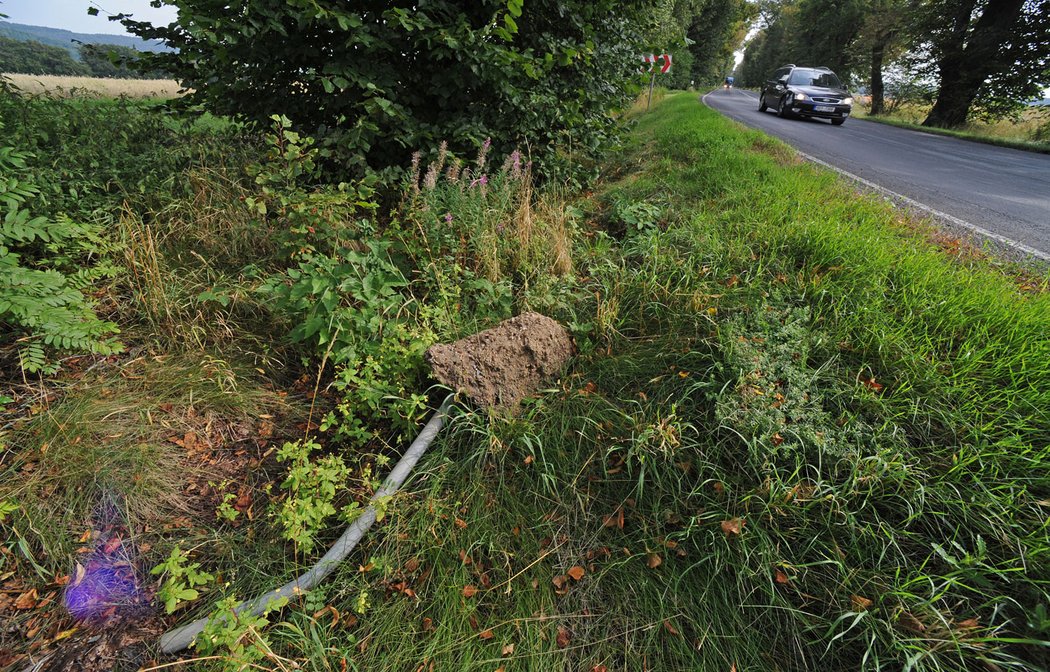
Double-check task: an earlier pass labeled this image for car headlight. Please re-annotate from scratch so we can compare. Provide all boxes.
[842,97,853,105]
[793,92,807,101]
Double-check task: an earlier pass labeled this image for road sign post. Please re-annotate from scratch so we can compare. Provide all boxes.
[643,53,672,111]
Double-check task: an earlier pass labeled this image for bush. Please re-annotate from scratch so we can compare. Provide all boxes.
[120,1,652,180]
[0,124,121,373]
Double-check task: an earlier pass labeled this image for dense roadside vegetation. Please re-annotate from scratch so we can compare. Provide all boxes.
[2,76,1048,672]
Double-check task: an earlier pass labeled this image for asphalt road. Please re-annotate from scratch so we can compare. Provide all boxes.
[702,87,1050,262]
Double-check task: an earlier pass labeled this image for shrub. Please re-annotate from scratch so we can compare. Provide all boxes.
[0,124,121,373]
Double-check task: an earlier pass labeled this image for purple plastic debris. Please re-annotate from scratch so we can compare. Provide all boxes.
[63,495,147,624]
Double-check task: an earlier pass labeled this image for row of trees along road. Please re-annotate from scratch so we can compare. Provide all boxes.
[737,0,1050,128]
[0,36,164,78]
[116,0,750,179]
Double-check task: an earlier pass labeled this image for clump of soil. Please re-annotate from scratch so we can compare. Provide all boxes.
[426,312,574,412]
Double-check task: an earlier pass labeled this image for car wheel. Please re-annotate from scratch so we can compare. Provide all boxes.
[831,118,845,126]
[777,95,792,118]
[758,95,767,112]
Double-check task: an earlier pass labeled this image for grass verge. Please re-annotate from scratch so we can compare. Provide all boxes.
[857,114,1050,154]
[241,92,1049,671]
[2,90,1047,672]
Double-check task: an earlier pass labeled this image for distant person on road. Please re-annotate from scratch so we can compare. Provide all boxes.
[724,76,734,90]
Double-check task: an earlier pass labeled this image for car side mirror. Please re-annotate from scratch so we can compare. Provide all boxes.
[777,77,788,86]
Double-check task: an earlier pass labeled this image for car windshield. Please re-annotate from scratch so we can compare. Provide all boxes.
[788,69,842,88]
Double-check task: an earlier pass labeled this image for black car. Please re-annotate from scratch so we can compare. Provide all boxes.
[758,65,853,125]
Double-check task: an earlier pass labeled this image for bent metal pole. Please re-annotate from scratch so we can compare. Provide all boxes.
[159,395,454,654]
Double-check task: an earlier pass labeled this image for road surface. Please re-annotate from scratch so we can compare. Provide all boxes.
[702,87,1050,262]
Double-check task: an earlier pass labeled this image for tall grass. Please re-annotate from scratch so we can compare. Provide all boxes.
[257,92,1049,671]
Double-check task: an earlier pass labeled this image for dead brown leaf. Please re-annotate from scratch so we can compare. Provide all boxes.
[14,589,38,610]
[663,619,680,636]
[850,595,874,611]
[647,553,662,569]
[462,585,478,598]
[479,629,495,640]
[860,376,884,393]
[556,626,572,648]
[567,566,585,581]
[720,518,744,537]
[774,569,789,585]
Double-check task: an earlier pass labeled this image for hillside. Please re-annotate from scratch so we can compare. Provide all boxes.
[0,21,170,59]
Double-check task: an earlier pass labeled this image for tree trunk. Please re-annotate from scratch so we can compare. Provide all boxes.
[869,41,885,115]
[922,0,1026,127]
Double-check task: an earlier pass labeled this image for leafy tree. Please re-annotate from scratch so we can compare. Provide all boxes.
[738,0,865,86]
[848,0,910,114]
[914,0,1050,127]
[738,4,797,87]
[78,43,166,79]
[118,0,656,179]
[686,0,756,83]
[0,36,89,76]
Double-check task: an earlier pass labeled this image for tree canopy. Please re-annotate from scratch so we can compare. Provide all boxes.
[738,0,1050,127]
[0,35,89,76]
[120,1,658,178]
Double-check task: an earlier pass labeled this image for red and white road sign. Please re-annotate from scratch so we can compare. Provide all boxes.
[640,53,672,74]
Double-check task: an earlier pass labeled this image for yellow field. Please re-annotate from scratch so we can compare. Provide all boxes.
[2,73,184,98]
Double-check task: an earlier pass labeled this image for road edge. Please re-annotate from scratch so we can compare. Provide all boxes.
[700,89,1050,265]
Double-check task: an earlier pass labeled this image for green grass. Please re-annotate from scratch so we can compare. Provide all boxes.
[216,92,1050,671]
[856,113,1050,154]
[3,90,1048,671]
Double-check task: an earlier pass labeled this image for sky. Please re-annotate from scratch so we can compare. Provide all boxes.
[1,0,176,35]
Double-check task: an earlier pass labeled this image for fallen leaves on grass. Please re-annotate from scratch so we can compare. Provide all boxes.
[774,569,790,585]
[720,518,744,537]
[647,553,662,569]
[860,376,884,393]
[14,589,38,610]
[479,629,494,640]
[567,565,585,581]
[556,626,572,648]
[850,595,874,611]
[602,508,625,529]
[462,585,478,598]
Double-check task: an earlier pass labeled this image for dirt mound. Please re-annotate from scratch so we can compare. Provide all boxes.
[426,312,574,411]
